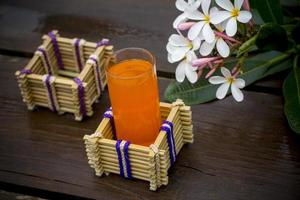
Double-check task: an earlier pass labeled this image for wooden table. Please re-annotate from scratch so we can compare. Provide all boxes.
[0,1,300,199]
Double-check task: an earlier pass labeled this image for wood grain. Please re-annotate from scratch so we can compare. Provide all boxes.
[0,0,176,74]
[0,55,299,199]
[0,0,287,91]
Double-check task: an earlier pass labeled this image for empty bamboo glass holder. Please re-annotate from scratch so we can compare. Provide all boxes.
[15,30,113,121]
[83,99,193,191]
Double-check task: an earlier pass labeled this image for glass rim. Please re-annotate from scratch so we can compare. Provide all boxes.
[105,47,156,80]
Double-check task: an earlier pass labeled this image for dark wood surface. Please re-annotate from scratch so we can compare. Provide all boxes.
[0,1,300,200]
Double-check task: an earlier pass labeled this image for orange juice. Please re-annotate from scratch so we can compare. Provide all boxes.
[107,59,161,146]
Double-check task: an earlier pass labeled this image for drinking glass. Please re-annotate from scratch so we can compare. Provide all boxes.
[106,48,161,146]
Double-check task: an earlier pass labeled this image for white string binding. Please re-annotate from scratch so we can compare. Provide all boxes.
[35,45,53,74]
[87,54,103,95]
[72,38,86,72]
[161,123,176,160]
[42,74,59,112]
[120,141,128,178]
[172,98,184,107]
[88,131,102,139]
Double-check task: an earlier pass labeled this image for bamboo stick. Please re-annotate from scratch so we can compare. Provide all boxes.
[17,32,112,120]
[83,100,193,191]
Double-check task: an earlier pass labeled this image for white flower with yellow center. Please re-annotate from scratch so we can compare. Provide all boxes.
[210,0,252,36]
[175,51,198,83]
[167,34,201,63]
[173,0,203,29]
[187,0,218,43]
[209,67,245,102]
[200,24,230,58]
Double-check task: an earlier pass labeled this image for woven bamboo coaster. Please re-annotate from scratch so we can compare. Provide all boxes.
[15,30,113,121]
[83,99,193,191]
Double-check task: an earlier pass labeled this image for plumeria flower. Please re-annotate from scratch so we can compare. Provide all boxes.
[167,34,201,63]
[209,67,245,102]
[242,0,250,11]
[175,51,198,83]
[200,24,230,58]
[210,0,252,36]
[188,0,219,43]
[173,0,203,29]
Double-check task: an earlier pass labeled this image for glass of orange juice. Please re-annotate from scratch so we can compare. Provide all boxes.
[105,48,161,146]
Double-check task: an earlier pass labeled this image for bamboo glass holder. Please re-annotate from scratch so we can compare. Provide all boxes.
[83,99,193,191]
[15,30,113,121]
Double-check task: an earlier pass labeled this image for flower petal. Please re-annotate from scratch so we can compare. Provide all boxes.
[221,67,231,78]
[187,0,202,12]
[186,51,197,62]
[171,46,190,62]
[210,6,219,15]
[185,64,198,83]
[202,23,215,43]
[216,38,230,58]
[234,0,244,9]
[201,0,211,15]
[216,82,230,99]
[214,23,224,32]
[166,42,176,54]
[169,34,190,46]
[216,0,234,11]
[192,37,201,50]
[209,76,227,84]
[175,0,188,11]
[188,21,205,40]
[225,17,237,37]
[198,32,205,40]
[175,60,187,82]
[242,0,250,11]
[168,53,175,63]
[187,10,205,20]
[231,83,244,102]
[237,11,252,23]
[210,11,231,24]
[199,40,215,56]
[173,13,187,29]
[234,78,245,88]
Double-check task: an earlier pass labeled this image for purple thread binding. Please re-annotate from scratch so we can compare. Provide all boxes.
[89,57,102,91]
[103,113,112,119]
[73,78,87,117]
[163,120,174,133]
[124,141,132,179]
[20,69,32,75]
[96,38,110,47]
[164,120,176,158]
[37,47,52,75]
[74,39,83,71]
[161,126,175,165]
[44,75,57,112]
[103,108,116,139]
[48,31,64,69]
[115,140,132,179]
[115,140,125,178]
[161,121,176,165]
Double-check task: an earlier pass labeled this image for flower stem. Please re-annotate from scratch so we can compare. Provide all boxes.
[237,34,258,57]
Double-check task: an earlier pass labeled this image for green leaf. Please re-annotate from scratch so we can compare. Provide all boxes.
[292,22,300,44]
[249,0,283,24]
[255,23,289,51]
[164,51,293,105]
[280,0,300,7]
[283,55,300,134]
[237,34,257,57]
[251,9,265,25]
